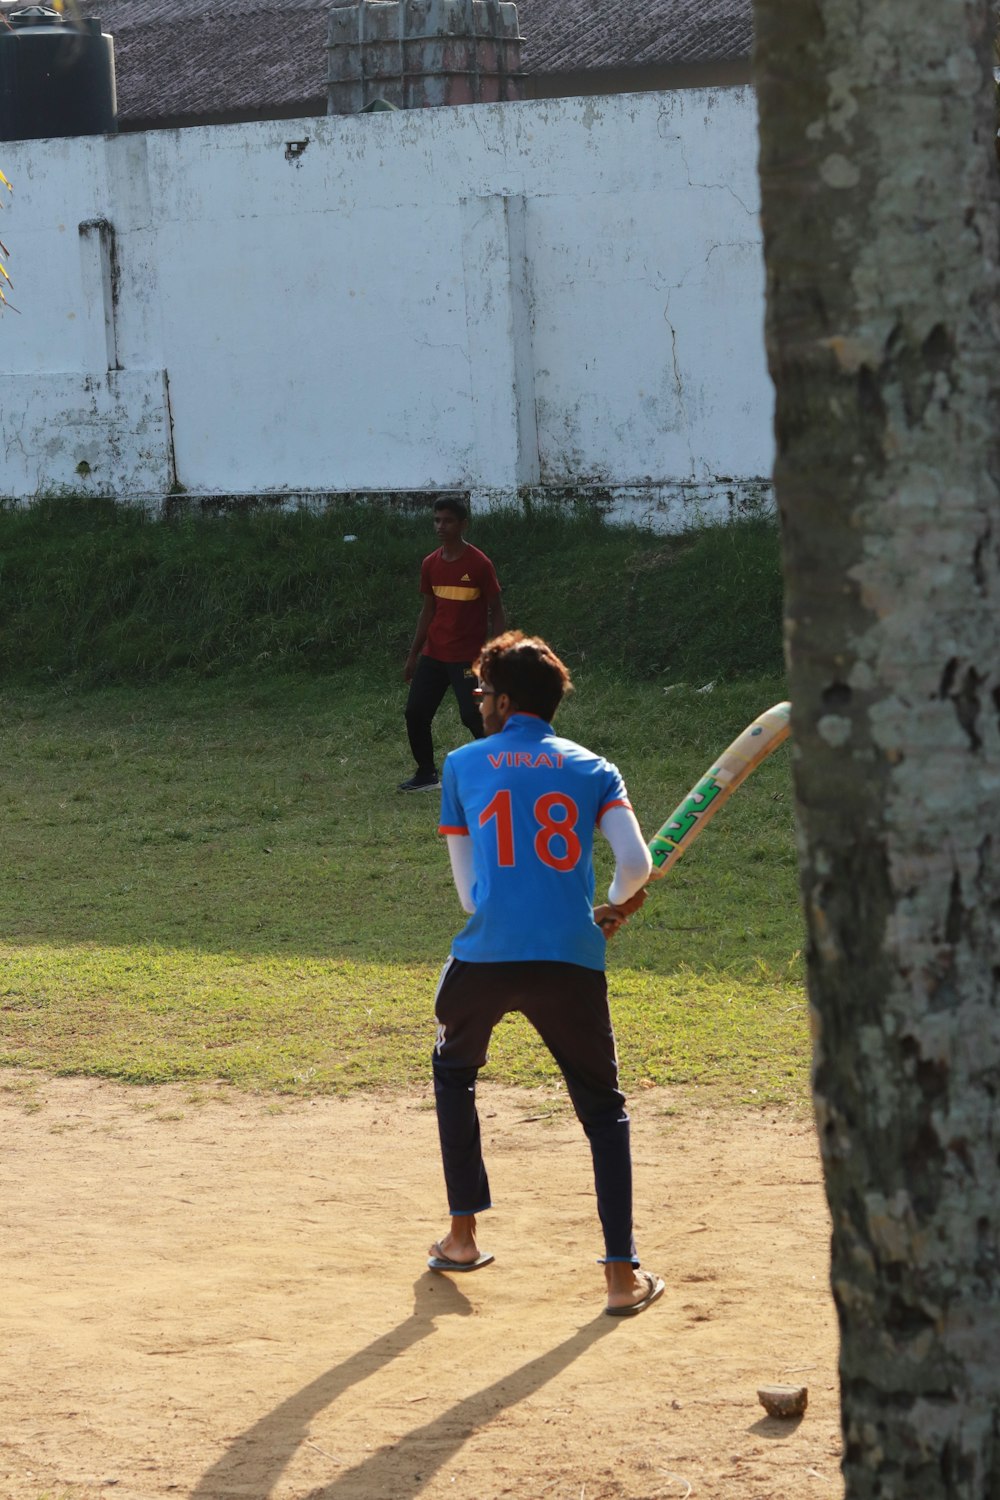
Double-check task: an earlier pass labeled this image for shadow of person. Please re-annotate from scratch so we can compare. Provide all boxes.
[190,1271,472,1500]
[298,1309,617,1500]
[191,1272,617,1500]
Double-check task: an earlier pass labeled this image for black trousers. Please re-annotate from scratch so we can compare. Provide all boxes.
[432,957,638,1265]
[405,655,484,775]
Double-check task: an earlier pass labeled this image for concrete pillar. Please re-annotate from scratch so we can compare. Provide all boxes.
[77,216,119,373]
[461,192,539,505]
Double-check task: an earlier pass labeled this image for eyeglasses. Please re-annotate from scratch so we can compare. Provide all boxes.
[472,686,496,700]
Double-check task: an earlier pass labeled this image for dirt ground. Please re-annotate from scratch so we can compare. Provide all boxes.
[2,1072,843,1500]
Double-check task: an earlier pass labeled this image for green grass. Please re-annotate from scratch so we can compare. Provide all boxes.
[0,500,800,1106]
[0,666,808,1107]
[0,496,783,685]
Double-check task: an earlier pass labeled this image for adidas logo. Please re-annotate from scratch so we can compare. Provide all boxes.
[461,573,471,581]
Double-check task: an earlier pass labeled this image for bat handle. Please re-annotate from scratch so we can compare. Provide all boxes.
[596,885,650,930]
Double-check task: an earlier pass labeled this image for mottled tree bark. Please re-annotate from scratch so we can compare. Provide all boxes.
[751,2,1000,1495]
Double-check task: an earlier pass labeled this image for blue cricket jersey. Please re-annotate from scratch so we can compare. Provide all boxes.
[438,713,632,970]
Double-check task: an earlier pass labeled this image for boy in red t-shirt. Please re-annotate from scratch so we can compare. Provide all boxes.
[399,498,506,792]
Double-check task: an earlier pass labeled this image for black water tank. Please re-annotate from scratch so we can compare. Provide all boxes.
[0,5,116,141]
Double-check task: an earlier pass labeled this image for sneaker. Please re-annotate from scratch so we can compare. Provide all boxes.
[397,772,440,793]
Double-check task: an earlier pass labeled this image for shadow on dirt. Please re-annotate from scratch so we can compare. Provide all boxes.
[191,1270,617,1499]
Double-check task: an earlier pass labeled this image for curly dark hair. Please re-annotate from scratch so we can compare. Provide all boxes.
[474,631,573,721]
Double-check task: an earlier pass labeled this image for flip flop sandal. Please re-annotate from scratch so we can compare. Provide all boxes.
[427,1242,495,1273]
[605,1270,665,1317]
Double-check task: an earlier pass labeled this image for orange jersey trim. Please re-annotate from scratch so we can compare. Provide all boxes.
[438,824,469,836]
[597,797,632,824]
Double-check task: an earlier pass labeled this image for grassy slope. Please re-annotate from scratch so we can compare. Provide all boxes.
[0,497,783,684]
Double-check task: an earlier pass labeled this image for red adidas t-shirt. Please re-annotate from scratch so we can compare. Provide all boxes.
[420,543,501,663]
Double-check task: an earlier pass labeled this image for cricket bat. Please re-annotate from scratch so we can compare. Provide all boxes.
[646,701,792,879]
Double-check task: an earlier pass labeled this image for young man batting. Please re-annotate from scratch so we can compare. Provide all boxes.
[399,498,505,793]
[428,631,665,1317]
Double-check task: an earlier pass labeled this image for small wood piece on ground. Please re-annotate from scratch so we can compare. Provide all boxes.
[757,1384,808,1419]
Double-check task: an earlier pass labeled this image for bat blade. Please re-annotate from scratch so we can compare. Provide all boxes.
[647,701,791,879]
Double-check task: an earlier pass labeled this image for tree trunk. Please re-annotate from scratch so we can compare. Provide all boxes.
[751,2,1000,1494]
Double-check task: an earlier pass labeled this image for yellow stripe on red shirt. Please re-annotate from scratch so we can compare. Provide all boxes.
[433,585,481,601]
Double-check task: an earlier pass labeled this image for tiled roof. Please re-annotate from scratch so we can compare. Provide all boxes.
[63,0,752,124]
[523,0,752,72]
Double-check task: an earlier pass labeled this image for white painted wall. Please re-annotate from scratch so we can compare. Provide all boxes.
[0,88,774,525]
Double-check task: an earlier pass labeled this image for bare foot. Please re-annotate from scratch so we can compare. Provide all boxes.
[605,1266,665,1316]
